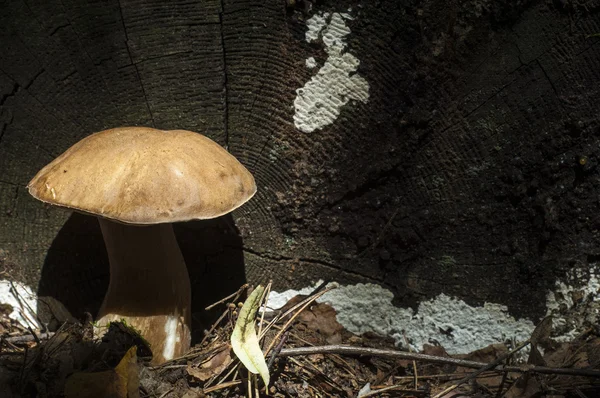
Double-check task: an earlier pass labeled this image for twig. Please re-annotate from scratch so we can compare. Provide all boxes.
[205,284,249,310]
[394,372,499,381]
[203,380,242,394]
[9,281,40,330]
[267,329,289,370]
[495,363,510,398]
[360,385,425,397]
[278,345,600,378]
[205,361,240,389]
[247,374,252,398]
[432,340,530,398]
[5,332,54,344]
[158,388,173,398]
[403,331,418,390]
[25,326,40,345]
[262,286,334,333]
[253,373,260,398]
[263,288,333,356]
[288,356,344,394]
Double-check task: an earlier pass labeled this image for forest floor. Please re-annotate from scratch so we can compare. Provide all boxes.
[0,284,599,398]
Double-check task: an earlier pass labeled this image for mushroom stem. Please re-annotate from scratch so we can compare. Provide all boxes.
[95,218,191,364]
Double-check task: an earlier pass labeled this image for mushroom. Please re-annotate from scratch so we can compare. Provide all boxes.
[27,127,256,364]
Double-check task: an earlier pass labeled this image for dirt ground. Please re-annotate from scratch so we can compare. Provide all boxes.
[1,284,599,397]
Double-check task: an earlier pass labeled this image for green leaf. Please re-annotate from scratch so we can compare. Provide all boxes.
[231,285,270,386]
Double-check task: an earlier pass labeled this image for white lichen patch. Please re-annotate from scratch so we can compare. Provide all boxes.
[294,11,370,133]
[305,57,317,69]
[269,267,600,354]
[545,265,600,341]
[267,282,534,354]
[305,12,330,42]
[0,280,39,329]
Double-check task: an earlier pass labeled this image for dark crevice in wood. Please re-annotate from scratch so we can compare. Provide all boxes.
[0,123,7,145]
[0,82,19,107]
[48,23,71,37]
[219,0,229,149]
[318,163,404,215]
[118,51,194,68]
[59,70,77,83]
[251,134,272,171]
[535,58,566,111]
[241,246,385,285]
[117,0,155,128]
[24,69,44,89]
[11,187,19,217]
[247,45,273,170]
[0,180,20,187]
[0,82,19,144]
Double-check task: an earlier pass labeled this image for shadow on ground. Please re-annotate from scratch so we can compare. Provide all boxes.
[36,212,247,343]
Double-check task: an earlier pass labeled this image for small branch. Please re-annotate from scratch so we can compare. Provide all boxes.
[278,345,600,378]
[3,332,54,345]
[203,380,241,394]
[360,386,425,398]
[267,329,289,370]
[262,288,334,355]
[205,284,249,310]
[432,340,530,398]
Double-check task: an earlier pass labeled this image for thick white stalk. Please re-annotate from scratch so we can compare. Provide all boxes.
[96,218,191,364]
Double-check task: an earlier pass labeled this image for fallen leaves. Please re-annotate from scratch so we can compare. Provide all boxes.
[281,296,344,344]
[187,343,232,382]
[64,346,139,398]
[2,282,600,397]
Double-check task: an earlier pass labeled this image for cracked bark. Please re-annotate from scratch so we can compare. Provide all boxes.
[1,0,600,329]
[117,0,155,128]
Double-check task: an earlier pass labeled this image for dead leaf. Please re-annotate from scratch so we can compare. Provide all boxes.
[64,346,139,398]
[422,344,450,358]
[231,285,270,386]
[295,302,344,344]
[181,388,206,398]
[187,344,232,381]
[460,343,508,364]
[530,316,553,348]
[504,373,542,398]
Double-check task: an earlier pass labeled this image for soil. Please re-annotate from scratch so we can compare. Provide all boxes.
[1,285,599,397]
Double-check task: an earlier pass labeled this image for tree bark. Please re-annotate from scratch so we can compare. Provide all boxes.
[1,0,599,328]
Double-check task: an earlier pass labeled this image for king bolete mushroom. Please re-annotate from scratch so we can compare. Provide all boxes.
[28,127,256,364]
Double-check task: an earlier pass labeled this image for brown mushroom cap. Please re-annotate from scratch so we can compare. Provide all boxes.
[27,127,256,224]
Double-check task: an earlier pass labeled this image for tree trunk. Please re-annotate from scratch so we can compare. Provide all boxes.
[1,0,599,330]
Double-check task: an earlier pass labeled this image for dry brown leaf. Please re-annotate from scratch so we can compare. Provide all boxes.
[585,336,600,366]
[422,344,450,358]
[187,344,233,382]
[528,316,553,366]
[545,341,589,369]
[181,388,206,398]
[460,343,508,364]
[64,346,139,398]
[283,297,344,344]
[528,345,546,366]
[503,374,542,398]
[530,316,553,348]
